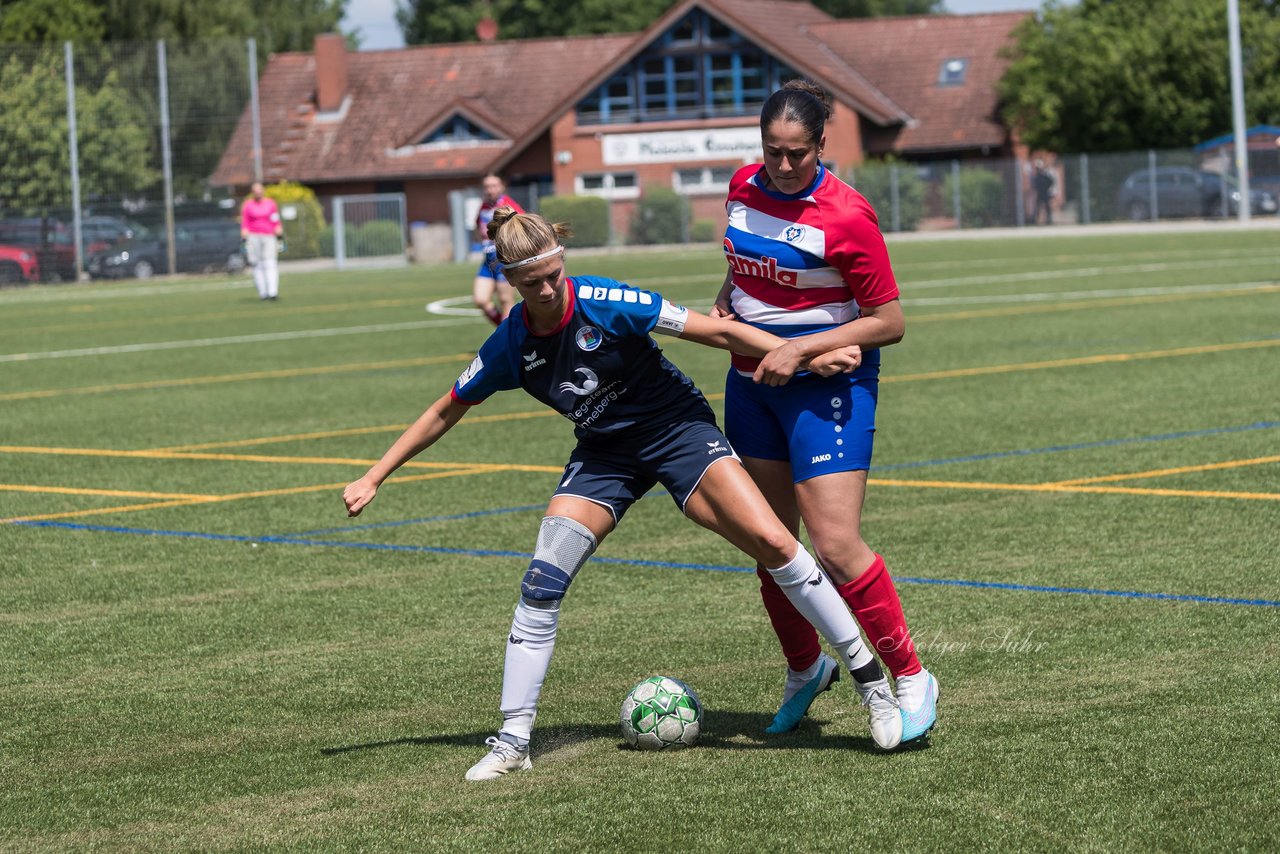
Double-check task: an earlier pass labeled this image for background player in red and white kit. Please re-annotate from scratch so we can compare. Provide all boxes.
[344,208,905,782]
[713,80,938,743]
[472,173,525,324]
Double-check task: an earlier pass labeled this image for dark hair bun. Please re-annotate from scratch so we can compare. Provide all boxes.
[783,79,832,119]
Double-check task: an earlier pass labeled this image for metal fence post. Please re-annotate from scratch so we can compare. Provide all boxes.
[158,40,177,277]
[952,159,962,229]
[1080,152,1091,224]
[248,37,263,184]
[1147,149,1158,221]
[63,42,84,281]
[333,197,346,270]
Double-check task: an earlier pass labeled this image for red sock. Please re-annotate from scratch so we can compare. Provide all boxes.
[484,306,502,326]
[836,554,921,679]
[757,567,821,672]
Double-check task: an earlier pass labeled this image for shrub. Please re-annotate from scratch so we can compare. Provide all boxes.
[350,220,403,257]
[630,187,689,245]
[690,218,718,243]
[845,159,924,232]
[261,181,324,258]
[943,167,1006,228]
[539,195,610,248]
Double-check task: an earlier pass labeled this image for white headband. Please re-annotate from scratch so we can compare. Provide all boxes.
[500,245,564,270]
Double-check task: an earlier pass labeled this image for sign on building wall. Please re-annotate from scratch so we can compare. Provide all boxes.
[601,127,760,165]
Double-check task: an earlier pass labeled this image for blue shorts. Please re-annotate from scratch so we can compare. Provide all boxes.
[552,418,739,522]
[723,368,878,483]
[476,246,506,281]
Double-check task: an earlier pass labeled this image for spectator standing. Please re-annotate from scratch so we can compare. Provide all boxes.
[241,182,284,300]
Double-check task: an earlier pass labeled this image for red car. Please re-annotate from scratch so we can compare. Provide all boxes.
[0,244,39,284]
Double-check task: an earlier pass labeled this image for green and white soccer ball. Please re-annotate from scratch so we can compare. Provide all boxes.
[620,675,702,750]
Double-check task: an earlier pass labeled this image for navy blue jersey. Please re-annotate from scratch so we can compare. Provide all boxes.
[451,276,711,439]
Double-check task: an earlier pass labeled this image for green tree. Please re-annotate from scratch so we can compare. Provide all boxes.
[999,0,1280,152]
[0,52,155,215]
[0,0,104,42]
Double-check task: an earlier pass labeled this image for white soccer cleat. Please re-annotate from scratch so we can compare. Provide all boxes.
[464,736,532,781]
[896,668,939,743]
[855,678,903,750]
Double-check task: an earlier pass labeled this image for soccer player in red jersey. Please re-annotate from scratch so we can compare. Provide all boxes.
[713,80,938,743]
[472,174,525,324]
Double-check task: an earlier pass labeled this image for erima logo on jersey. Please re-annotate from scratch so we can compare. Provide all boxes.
[457,355,483,387]
[706,440,729,455]
[723,237,798,287]
[575,326,602,351]
[523,350,546,372]
[577,284,655,306]
[559,367,600,396]
[811,453,832,464]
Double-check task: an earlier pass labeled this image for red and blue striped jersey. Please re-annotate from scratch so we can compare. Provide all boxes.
[723,163,899,373]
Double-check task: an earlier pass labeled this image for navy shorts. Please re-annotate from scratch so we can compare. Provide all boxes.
[724,368,878,483]
[552,418,739,522]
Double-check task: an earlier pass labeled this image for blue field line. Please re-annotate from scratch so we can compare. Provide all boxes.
[278,502,547,539]
[14,519,1280,608]
[871,420,1280,472]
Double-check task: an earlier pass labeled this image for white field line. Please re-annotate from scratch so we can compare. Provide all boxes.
[0,278,251,303]
[903,280,1280,306]
[0,318,474,362]
[905,256,1280,291]
[893,245,1280,273]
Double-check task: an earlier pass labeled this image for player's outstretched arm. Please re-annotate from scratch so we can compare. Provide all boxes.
[343,392,470,517]
[753,298,904,385]
[674,310,860,385]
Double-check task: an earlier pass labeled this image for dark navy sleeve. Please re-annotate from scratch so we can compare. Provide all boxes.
[571,276,665,338]
[451,327,520,405]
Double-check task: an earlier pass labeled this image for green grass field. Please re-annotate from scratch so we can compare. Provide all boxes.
[3,227,1279,851]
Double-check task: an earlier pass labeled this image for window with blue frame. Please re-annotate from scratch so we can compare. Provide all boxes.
[575,9,796,125]
[421,115,497,144]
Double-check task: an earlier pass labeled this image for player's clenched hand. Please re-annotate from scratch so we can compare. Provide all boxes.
[807,345,861,377]
[753,340,805,386]
[343,477,378,517]
[709,300,735,320]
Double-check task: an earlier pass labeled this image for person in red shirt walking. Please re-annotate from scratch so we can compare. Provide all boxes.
[241,182,284,300]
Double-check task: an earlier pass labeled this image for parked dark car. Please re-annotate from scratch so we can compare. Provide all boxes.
[86,219,247,279]
[0,244,40,284]
[1116,167,1279,220]
[80,215,143,247]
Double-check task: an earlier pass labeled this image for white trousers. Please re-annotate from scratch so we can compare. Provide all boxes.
[246,233,279,298]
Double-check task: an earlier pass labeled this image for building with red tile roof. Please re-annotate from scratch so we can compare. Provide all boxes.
[211,0,1029,233]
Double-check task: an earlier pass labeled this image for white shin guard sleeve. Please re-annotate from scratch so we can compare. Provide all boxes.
[766,544,874,672]
[499,598,560,740]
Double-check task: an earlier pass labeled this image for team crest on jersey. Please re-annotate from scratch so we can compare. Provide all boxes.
[575,326,602,351]
[784,225,805,243]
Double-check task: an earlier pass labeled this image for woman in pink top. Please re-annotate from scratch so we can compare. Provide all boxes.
[240,182,284,300]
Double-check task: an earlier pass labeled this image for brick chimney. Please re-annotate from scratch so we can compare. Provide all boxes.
[314,33,348,113]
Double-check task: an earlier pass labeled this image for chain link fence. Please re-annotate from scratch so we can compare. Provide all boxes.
[0,40,252,282]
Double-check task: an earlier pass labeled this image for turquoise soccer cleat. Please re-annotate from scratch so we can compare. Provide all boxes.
[765,653,840,734]
[896,669,939,743]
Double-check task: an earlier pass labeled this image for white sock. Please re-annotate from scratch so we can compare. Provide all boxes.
[499,598,560,741]
[253,263,267,298]
[766,544,875,673]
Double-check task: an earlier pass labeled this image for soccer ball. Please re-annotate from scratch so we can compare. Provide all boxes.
[620,676,702,750]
